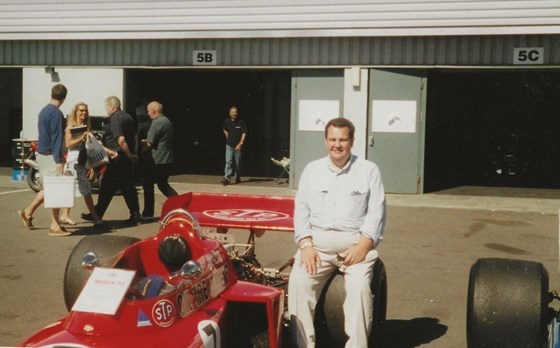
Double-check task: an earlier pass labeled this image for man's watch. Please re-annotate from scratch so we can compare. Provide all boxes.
[299,241,313,250]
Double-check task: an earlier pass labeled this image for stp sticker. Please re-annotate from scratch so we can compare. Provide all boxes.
[152,299,175,327]
[203,209,289,222]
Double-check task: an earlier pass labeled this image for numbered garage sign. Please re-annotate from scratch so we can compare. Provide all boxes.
[513,47,544,65]
[193,50,217,65]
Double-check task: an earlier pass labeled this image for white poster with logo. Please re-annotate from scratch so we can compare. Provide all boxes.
[298,100,340,131]
[371,100,417,133]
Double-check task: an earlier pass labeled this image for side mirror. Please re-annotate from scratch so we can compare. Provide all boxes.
[177,260,203,280]
[81,251,99,270]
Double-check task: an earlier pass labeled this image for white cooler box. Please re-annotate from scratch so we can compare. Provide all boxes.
[43,169,77,208]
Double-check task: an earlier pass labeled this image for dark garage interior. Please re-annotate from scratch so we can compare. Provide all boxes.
[125,69,292,179]
[0,69,23,167]
[424,70,560,193]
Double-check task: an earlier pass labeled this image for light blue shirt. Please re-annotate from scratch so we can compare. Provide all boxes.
[294,154,386,246]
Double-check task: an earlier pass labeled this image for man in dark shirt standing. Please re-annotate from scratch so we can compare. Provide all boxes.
[18,84,70,236]
[221,106,247,185]
[83,96,141,225]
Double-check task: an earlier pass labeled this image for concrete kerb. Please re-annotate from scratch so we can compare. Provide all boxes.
[386,193,560,215]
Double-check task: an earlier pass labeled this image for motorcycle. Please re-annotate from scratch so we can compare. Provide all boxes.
[24,139,106,192]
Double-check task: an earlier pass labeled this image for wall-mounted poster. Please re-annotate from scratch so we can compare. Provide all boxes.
[298,100,340,131]
[372,100,417,133]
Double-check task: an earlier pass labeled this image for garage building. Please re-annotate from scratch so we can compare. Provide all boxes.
[1,0,560,193]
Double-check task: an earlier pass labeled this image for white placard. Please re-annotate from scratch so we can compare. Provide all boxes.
[72,267,136,315]
[372,100,417,133]
[193,50,217,65]
[298,100,340,131]
[513,47,544,65]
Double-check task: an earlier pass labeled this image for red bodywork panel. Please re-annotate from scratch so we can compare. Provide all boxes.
[20,192,294,348]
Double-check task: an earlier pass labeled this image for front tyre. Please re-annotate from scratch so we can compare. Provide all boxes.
[466,258,549,348]
[63,235,140,311]
[27,167,41,192]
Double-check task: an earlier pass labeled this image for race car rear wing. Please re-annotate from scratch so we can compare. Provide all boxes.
[161,192,294,233]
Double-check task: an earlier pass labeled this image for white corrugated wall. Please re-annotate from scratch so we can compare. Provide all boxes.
[0,0,559,40]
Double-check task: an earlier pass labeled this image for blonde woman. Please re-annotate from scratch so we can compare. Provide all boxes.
[59,102,116,227]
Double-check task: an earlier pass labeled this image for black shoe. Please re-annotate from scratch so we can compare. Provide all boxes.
[81,213,94,222]
[235,178,241,184]
[220,178,230,186]
[141,213,156,222]
[125,212,141,226]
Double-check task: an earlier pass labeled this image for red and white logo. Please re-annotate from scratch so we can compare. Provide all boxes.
[203,209,289,222]
[152,299,175,327]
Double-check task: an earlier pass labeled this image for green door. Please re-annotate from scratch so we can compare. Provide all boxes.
[368,69,426,194]
[290,70,344,187]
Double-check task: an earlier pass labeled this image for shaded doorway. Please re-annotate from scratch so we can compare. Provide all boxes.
[425,70,560,192]
[0,69,23,166]
[125,69,291,178]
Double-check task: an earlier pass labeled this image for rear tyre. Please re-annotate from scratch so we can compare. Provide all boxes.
[466,258,549,348]
[63,235,140,311]
[315,259,387,347]
[27,167,41,192]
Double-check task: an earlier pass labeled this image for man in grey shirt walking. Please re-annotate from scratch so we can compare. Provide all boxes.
[140,101,178,219]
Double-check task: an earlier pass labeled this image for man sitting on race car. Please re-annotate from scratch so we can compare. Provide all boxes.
[288,117,387,347]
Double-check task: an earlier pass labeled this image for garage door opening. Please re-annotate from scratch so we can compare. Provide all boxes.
[125,69,291,178]
[425,70,560,193]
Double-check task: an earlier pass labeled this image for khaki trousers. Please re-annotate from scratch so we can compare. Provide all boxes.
[288,230,378,348]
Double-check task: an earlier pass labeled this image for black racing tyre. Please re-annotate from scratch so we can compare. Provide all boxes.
[63,235,140,311]
[315,259,387,347]
[467,258,549,348]
[27,167,41,192]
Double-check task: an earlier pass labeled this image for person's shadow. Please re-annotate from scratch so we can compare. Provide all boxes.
[311,317,447,348]
[375,317,448,348]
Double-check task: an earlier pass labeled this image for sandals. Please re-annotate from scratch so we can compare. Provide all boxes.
[49,226,71,237]
[60,218,77,226]
[18,210,34,230]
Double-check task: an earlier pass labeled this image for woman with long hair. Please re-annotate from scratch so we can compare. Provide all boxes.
[59,102,116,227]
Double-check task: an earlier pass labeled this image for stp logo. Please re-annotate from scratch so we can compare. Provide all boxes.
[203,209,289,222]
[152,299,175,327]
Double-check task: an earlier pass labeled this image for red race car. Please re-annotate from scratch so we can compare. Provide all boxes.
[20,192,387,348]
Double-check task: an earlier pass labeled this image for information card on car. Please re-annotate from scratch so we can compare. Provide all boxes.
[72,267,136,315]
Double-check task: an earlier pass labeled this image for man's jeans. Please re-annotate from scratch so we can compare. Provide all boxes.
[224,145,241,181]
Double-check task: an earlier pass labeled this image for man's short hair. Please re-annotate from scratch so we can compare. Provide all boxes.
[148,101,163,114]
[51,84,67,101]
[324,117,355,140]
[105,96,121,109]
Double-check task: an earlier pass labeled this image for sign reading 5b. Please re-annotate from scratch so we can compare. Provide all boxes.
[513,47,544,65]
[193,50,217,66]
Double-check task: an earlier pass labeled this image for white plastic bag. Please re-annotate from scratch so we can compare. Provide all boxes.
[85,136,109,169]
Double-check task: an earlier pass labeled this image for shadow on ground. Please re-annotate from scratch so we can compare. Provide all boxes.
[376,317,448,348]
[294,317,447,348]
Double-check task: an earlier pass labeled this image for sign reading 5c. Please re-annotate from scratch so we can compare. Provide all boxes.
[513,47,544,65]
[193,50,217,65]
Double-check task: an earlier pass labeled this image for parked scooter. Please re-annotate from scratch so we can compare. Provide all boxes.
[24,139,106,192]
